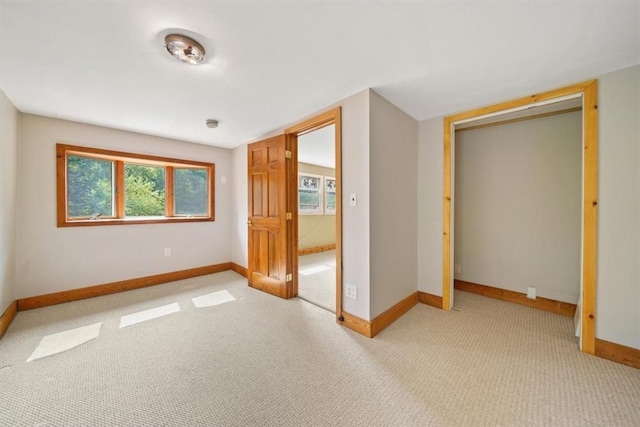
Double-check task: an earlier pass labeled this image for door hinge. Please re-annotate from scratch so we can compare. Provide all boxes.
[286,273,293,282]
[285,150,292,159]
[286,212,292,220]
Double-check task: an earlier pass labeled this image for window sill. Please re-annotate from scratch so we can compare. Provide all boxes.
[57,216,214,227]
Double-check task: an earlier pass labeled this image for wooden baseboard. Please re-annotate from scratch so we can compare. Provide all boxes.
[231,263,248,278]
[17,263,233,311]
[371,292,418,337]
[418,291,443,309]
[454,280,577,317]
[340,311,372,338]
[0,301,18,339]
[340,292,418,338]
[595,339,640,370]
[298,243,336,256]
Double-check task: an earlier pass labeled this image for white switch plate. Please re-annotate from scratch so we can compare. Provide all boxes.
[454,264,461,274]
[527,286,536,300]
[346,284,357,300]
[221,175,227,184]
[349,193,357,206]
[164,248,171,257]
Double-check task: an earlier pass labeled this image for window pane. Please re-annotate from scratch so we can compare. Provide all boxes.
[325,192,336,210]
[298,174,322,214]
[174,168,208,216]
[299,190,320,210]
[67,155,114,218]
[325,177,336,212]
[125,164,166,217]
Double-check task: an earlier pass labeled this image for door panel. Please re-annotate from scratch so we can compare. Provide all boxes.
[251,174,263,217]
[268,171,280,216]
[247,135,294,299]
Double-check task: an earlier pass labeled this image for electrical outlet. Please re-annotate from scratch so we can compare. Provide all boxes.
[346,284,357,300]
[527,286,536,300]
[164,248,171,257]
[454,264,462,274]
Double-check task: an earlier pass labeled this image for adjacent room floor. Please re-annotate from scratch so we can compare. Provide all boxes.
[1,271,639,426]
[298,250,336,312]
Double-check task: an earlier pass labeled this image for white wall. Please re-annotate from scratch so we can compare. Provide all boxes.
[340,90,371,320]
[454,112,582,303]
[0,90,18,314]
[596,65,640,348]
[417,116,444,297]
[231,144,248,268]
[418,65,640,349]
[369,91,418,318]
[16,115,233,299]
[231,89,372,320]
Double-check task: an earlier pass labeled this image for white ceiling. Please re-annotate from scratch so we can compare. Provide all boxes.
[1,1,638,149]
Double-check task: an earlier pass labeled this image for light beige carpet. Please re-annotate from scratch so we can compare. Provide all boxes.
[1,271,639,426]
[298,250,336,312]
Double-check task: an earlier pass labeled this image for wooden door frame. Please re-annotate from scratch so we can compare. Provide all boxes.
[285,107,343,320]
[442,80,598,354]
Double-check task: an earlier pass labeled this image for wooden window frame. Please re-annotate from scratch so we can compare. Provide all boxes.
[57,143,215,227]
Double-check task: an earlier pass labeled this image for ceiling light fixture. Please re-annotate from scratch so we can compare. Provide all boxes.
[206,119,219,129]
[164,34,205,65]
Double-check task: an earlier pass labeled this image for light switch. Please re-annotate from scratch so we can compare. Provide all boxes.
[350,193,357,206]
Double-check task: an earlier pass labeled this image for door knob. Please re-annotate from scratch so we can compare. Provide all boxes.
[247,220,252,225]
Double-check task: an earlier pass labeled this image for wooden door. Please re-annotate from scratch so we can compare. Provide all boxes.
[247,135,296,298]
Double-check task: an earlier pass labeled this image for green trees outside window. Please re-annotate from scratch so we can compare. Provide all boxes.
[67,155,114,218]
[174,168,208,216]
[125,164,166,217]
[68,159,169,218]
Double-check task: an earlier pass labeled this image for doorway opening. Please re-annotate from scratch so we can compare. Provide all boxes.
[245,108,342,318]
[442,81,598,354]
[286,108,343,320]
[296,125,337,312]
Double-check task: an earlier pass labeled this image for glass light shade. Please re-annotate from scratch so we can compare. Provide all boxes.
[165,34,205,65]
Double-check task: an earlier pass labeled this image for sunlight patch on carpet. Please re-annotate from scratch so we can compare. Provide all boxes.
[299,265,331,276]
[27,322,102,362]
[192,290,236,308]
[119,303,181,328]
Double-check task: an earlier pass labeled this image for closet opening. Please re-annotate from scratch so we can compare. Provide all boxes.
[442,81,598,354]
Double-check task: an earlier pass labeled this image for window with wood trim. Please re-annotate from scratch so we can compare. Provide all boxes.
[298,173,323,215]
[57,144,215,226]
